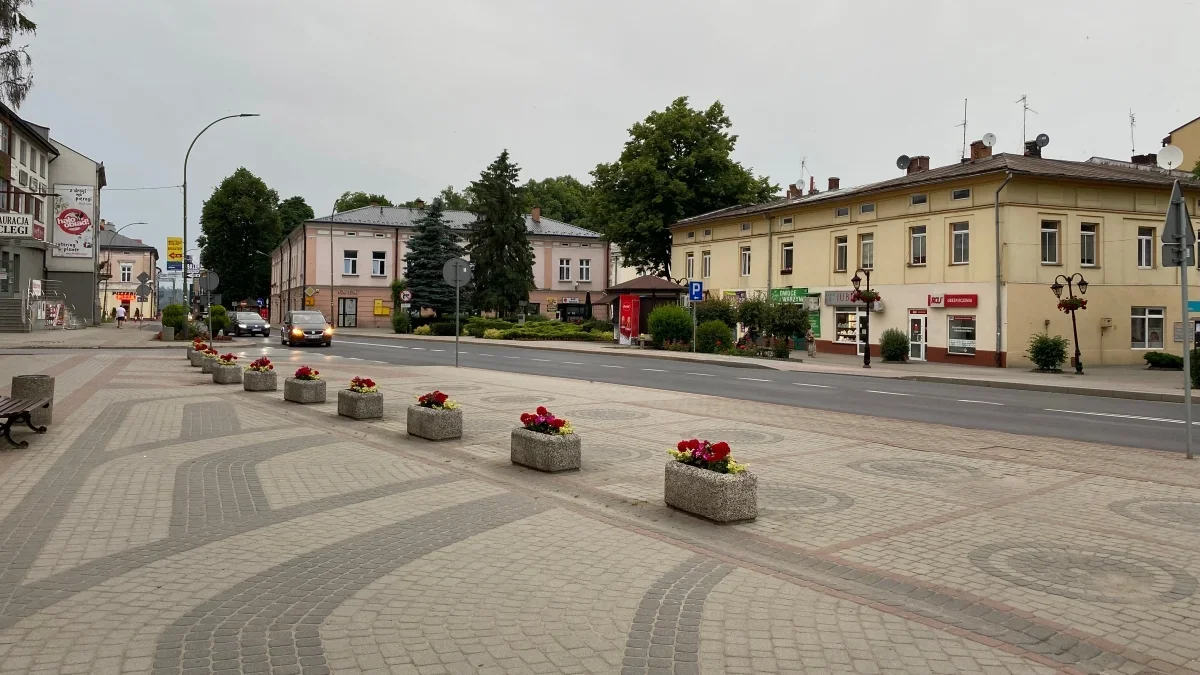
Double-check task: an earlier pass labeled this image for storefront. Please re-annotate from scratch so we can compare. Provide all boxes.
[824,290,879,357]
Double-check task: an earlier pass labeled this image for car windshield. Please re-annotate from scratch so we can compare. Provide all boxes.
[238,313,262,321]
[292,314,326,325]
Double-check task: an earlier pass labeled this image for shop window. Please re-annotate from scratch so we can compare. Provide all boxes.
[1137,227,1154,268]
[1131,307,1165,349]
[1080,223,1098,267]
[859,233,874,269]
[947,316,977,355]
[343,250,358,275]
[740,246,751,276]
[371,251,386,276]
[558,258,571,281]
[834,236,848,272]
[909,226,926,265]
[781,242,793,273]
[579,259,591,282]
[951,222,970,264]
[1041,221,1060,264]
[701,251,711,278]
[685,253,694,279]
[835,309,860,344]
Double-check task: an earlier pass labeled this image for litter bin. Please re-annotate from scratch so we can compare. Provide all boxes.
[162,326,175,342]
[11,374,54,426]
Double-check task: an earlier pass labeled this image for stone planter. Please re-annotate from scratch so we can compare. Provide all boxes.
[200,356,218,374]
[510,427,581,472]
[243,370,278,392]
[664,461,757,523]
[337,389,383,420]
[11,374,54,426]
[211,363,242,385]
[188,350,205,367]
[284,378,327,404]
[162,327,175,342]
[406,405,462,441]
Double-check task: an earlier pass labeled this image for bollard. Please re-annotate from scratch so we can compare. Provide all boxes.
[11,374,54,426]
[162,326,175,342]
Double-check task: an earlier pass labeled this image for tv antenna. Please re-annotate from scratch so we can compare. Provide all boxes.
[1129,109,1136,155]
[1016,94,1038,144]
[957,99,968,160]
[795,157,808,192]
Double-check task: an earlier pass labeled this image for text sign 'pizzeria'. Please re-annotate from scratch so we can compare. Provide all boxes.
[928,293,978,308]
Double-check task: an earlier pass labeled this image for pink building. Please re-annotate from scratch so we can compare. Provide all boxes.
[269,205,610,327]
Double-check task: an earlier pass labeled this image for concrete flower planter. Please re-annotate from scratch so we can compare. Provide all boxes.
[337,390,383,420]
[664,461,757,523]
[243,370,278,392]
[200,356,218,374]
[211,363,243,385]
[510,427,581,472]
[407,405,462,440]
[284,378,327,404]
[188,350,205,367]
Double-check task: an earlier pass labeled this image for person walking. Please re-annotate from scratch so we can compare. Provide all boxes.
[805,327,817,358]
[116,305,126,328]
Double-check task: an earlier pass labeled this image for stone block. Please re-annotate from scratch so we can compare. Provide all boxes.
[284,378,327,404]
[188,350,205,367]
[243,370,278,392]
[162,326,174,342]
[406,405,462,440]
[337,390,383,420]
[664,461,757,523]
[200,356,218,373]
[510,427,581,472]
[211,364,243,385]
[11,374,53,426]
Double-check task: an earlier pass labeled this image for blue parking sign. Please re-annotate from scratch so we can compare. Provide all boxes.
[688,281,703,302]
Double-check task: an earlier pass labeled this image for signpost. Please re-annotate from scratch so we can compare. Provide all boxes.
[166,237,184,271]
[442,258,472,367]
[688,281,703,352]
[1162,179,1195,459]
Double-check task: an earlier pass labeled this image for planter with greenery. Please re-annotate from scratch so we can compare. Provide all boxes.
[880,328,910,362]
[200,348,219,374]
[338,376,383,420]
[212,354,242,385]
[1027,333,1069,372]
[243,357,278,391]
[665,438,756,522]
[188,341,208,367]
[407,390,462,440]
[208,305,230,336]
[511,407,580,472]
[769,302,809,359]
[648,304,692,347]
[737,298,775,343]
[284,366,326,404]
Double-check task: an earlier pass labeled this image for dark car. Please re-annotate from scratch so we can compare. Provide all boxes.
[230,311,271,337]
[280,310,332,347]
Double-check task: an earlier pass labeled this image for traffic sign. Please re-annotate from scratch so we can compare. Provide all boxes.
[135,283,153,298]
[442,258,471,287]
[400,289,412,302]
[304,286,316,297]
[688,281,703,302]
[136,271,151,284]
[1163,243,1195,267]
[256,297,264,307]
[199,271,220,292]
[1162,182,1195,245]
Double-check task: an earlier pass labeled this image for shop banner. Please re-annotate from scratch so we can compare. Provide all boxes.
[770,287,809,304]
[808,311,821,338]
[51,184,95,258]
[166,237,184,271]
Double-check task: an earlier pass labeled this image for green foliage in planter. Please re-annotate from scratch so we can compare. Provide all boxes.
[695,320,733,354]
[391,310,411,334]
[1143,351,1184,369]
[880,328,910,362]
[695,298,737,328]
[161,304,187,332]
[648,304,693,346]
[1027,333,1069,372]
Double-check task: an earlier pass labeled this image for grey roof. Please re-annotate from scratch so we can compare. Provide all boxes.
[313,205,600,239]
[676,152,1200,227]
[97,228,157,252]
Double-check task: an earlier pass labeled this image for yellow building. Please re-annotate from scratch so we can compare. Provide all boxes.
[1163,116,1200,172]
[671,146,1200,368]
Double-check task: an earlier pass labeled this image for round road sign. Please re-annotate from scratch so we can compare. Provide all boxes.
[441,258,472,287]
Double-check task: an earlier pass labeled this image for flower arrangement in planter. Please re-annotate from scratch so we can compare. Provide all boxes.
[211,353,242,385]
[243,357,278,391]
[850,289,880,304]
[187,337,205,359]
[407,390,462,440]
[188,342,209,367]
[1057,297,1087,313]
[284,365,327,404]
[200,348,220,374]
[664,438,756,522]
[338,376,383,419]
[511,406,580,472]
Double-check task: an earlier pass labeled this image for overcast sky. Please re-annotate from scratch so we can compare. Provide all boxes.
[21,0,1200,262]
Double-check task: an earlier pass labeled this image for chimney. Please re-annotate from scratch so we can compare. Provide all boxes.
[531,206,541,223]
[414,199,425,209]
[906,156,930,175]
[787,184,803,201]
[808,176,818,195]
[828,177,840,191]
[970,140,992,161]
[1131,153,1157,166]
[1023,140,1041,158]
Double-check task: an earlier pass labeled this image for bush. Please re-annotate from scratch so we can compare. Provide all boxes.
[1027,333,1069,372]
[161,304,187,332]
[737,298,775,340]
[695,320,732,354]
[483,328,504,339]
[430,321,459,336]
[880,328,910,362]
[580,318,612,333]
[772,341,792,358]
[391,311,411,334]
[525,313,549,322]
[490,321,609,342]
[770,303,810,343]
[463,317,514,337]
[209,305,230,335]
[414,324,432,336]
[695,298,737,328]
[1143,352,1184,369]
[647,304,692,347]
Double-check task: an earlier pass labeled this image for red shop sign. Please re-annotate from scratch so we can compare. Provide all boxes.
[928,293,978,308]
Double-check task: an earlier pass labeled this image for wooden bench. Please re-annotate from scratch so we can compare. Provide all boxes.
[0,396,51,448]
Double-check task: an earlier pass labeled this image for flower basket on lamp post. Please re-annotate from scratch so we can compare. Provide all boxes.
[664,438,757,522]
[1051,274,1088,374]
[511,407,580,472]
[337,376,383,420]
[284,366,326,404]
[243,357,277,391]
[407,390,462,440]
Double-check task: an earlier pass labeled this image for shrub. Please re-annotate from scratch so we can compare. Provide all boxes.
[772,341,791,358]
[188,321,209,339]
[648,304,692,346]
[695,298,737,328]
[209,305,230,335]
[580,318,612,333]
[463,318,514,337]
[737,298,775,340]
[1143,352,1184,369]
[430,321,458,336]
[770,303,810,344]
[494,321,609,342]
[161,304,187,332]
[414,324,433,336]
[482,328,504,339]
[880,328,910,362]
[695,320,733,354]
[391,310,411,334]
[1027,333,1069,372]
[525,313,549,322]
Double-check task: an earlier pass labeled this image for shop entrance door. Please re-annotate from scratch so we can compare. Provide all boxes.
[909,313,927,360]
[337,297,357,327]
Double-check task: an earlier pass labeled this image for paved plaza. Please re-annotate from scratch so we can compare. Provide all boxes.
[0,350,1198,674]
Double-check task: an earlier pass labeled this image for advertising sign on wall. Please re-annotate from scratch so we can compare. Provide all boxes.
[619,294,641,345]
[928,293,978,308]
[0,213,32,237]
[770,287,809,304]
[51,185,95,258]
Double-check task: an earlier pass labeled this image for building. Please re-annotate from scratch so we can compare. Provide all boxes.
[1162,116,1200,172]
[269,204,608,327]
[97,224,159,320]
[0,103,58,312]
[46,139,105,324]
[671,142,1200,368]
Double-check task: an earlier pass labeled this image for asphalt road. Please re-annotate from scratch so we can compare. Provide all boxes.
[217,334,1200,455]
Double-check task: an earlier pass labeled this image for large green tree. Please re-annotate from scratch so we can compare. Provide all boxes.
[438,185,473,211]
[277,195,314,235]
[467,150,534,314]
[197,168,282,303]
[0,0,36,108]
[334,191,392,212]
[404,198,466,318]
[522,175,593,229]
[590,97,777,276]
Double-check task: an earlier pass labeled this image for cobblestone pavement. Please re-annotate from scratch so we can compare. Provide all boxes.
[0,351,1198,674]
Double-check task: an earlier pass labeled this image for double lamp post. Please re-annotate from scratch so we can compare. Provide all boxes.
[1051,273,1088,375]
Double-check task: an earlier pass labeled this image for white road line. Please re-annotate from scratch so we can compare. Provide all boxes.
[502,356,520,359]
[410,347,425,351]
[738,377,772,382]
[338,340,408,350]
[865,390,912,396]
[562,361,584,365]
[431,349,445,352]
[642,368,667,372]
[958,399,1004,406]
[793,382,831,388]
[686,372,715,377]
[600,364,623,368]
[1045,408,1198,425]
[529,358,551,362]
[478,353,494,357]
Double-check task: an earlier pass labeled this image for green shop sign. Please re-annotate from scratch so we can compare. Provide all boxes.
[770,287,809,304]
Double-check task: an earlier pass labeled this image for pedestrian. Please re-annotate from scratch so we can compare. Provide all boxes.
[134,307,141,323]
[116,305,126,328]
[805,327,816,358]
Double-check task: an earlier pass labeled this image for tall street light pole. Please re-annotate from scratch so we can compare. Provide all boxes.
[850,268,874,368]
[1050,273,1088,375]
[181,113,259,340]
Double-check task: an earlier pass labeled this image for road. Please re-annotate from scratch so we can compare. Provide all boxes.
[223,333,1200,455]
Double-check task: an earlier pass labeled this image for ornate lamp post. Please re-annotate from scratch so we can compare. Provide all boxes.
[1051,273,1088,374]
[850,269,877,368]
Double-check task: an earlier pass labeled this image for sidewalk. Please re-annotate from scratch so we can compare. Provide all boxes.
[336,327,1196,403]
[0,322,251,350]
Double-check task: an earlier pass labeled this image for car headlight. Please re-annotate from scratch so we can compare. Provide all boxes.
[323,327,333,335]
[237,323,246,328]
[264,323,271,329]
[291,328,303,336]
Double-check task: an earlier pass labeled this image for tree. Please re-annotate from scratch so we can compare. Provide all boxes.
[0,0,36,109]
[277,196,314,236]
[1192,158,1200,182]
[468,150,534,314]
[770,302,810,346]
[737,297,775,342]
[334,191,392,213]
[197,168,282,304]
[439,185,473,211]
[404,198,466,318]
[591,97,778,276]
[522,176,594,228]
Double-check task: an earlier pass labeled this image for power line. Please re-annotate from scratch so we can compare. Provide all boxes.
[105,185,182,191]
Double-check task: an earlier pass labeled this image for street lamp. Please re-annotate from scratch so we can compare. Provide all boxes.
[181,113,259,340]
[101,221,147,319]
[850,268,873,368]
[1051,273,1088,374]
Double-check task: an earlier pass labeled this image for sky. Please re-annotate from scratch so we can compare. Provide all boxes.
[19,0,1200,263]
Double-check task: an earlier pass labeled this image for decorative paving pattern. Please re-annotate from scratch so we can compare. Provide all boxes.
[848,458,983,481]
[480,394,554,405]
[568,408,652,421]
[758,481,855,514]
[1109,497,1200,532]
[969,542,1198,604]
[677,427,784,445]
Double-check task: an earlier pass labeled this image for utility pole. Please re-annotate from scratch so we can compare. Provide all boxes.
[1016,94,1037,145]
[957,99,968,160]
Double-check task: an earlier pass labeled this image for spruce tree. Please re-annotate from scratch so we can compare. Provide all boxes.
[404,198,465,318]
[468,150,534,314]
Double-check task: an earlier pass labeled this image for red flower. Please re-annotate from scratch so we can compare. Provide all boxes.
[710,441,730,462]
[677,440,689,452]
[520,413,533,425]
[536,406,549,416]
[550,418,566,428]
[686,438,701,451]
[434,391,448,404]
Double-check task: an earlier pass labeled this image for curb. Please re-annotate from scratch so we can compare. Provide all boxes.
[899,374,1193,404]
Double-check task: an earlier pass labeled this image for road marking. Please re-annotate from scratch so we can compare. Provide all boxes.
[738,377,772,382]
[562,361,584,365]
[431,349,445,352]
[642,368,667,372]
[600,364,623,368]
[339,340,408,349]
[686,372,715,377]
[793,382,831,388]
[502,355,520,359]
[958,399,1004,406]
[410,347,424,351]
[478,353,493,357]
[1045,408,1198,425]
[865,390,912,396]
[529,358,551,362]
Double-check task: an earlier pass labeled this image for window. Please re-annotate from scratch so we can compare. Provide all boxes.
[0,123,7,154]
[951,188,971,201]
[947,316,977,355]
[834,236,848,272]
[371,251,386,276]
[32,198,40,222]
[703,229,711,236]
[1040,221,1060,264]
[741,222,751,232]
[345,231,357,237]
[1131,307,1165,349]
[701,251,711,278]
[910,226,927,265]
[558,258,571,281]
[911,194,927,205]
[686,231,694,240]
[1080,223,1098,267]
[952,222,970,264]
[579,258,591,282]
[343,250,358,275]
[781,242,794,272]
[119,262,132,283]
[781,218,792,226]
[859,233,874,269]
[860,203,875,214]
[835,309,861,344]
[0,179,7,211]
[740,246,751,276]
[1138,227,1155,268]
[374,232,386,238]
[685,253,695,279]
[39,153,45,177]
[19,139,26,166]
[835,207,849,217]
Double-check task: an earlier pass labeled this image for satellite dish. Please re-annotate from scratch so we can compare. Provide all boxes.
[794,179,804,189]
[981,133,996,148]
[896,155,912,171]
[1035,133,1050,148]
[1158,145,1185,170]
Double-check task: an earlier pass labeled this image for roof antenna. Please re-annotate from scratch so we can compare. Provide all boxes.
[1129,109,1136,156]
[1016,94,1037,145]
[957,99,968,160]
